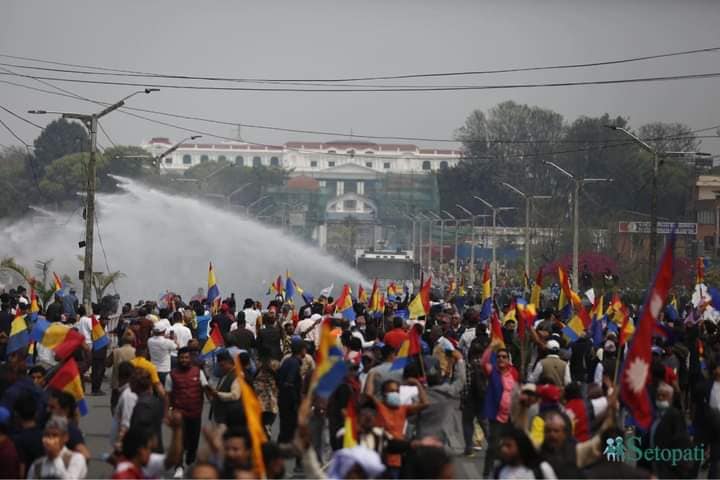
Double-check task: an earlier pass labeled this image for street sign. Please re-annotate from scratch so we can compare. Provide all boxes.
[617,221,697,235]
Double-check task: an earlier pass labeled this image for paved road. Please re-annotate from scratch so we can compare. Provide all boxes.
[80,378,486,478]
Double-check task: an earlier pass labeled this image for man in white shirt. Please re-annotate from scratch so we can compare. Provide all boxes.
[295,313,322,348]
[169,312,192,368]
[110,361,138,450]
[27,416,87,479]
[147,325,178,385]
[242,298,261,333]
[76,307,94,348]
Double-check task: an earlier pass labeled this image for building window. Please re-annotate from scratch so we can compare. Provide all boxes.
[270,156,279,167]
[440,161,449,169]
[365,151,374,154]
[183,155,192,165]
[698,209,715,225]
[328,150,336,154]
[365,162,373,168]
[235,155,244,166]
[344,199,357,211]
[218,155,227,162]
[422,160,432,170]
[383,162,391,169]
[310,160,318,167]
[253,156,262,167]
[200,155,209,163]
[328,161,336,167]
[165,157,172,164]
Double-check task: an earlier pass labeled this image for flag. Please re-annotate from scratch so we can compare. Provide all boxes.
[201,326,224,356]
[408,276,432,319]
[489,311,505,349]
[696,256,705,285]
[562,316,586,343]
[52,272,64,294]
[343,397,358,449]
[482,263,491,301]
[665,296,679,322]
[29,288,40,318]
[30,317,85,360]
[480,298,493,322]
[558,267,592,329]
[7,312,30,355]
[387,282,400,298]
[619,311,635,347]
[207,262,221,314]
[91,315,109,351]
[516,299,537,341]
[285,273,296,304]
[390,326,421,371]
[503,299,517,324]
[312,319,347,398]
[233,355,267,477]
[47,357,88,416]
[358,284,368,304]
[368,279,381,313]
[620,234,675,430]
[458,277,467,297]
[335,284,356,321]
[590,316,604,348]
[448,279,457,296]
[530,268,543,307]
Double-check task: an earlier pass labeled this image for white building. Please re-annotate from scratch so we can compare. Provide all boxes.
[141,138,461,175]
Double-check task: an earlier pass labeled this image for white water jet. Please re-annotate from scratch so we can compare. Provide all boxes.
[1,178,367,303]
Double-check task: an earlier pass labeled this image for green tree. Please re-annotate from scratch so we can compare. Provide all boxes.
[103,145,154,177]
[0,146,36,217]
[33,118,89,170]
[638,122,699,154]
[39,152,109,203]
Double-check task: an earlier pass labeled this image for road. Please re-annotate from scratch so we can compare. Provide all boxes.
[80,378,486,478]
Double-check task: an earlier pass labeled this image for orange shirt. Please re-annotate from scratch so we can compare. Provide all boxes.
[375,402,409,467]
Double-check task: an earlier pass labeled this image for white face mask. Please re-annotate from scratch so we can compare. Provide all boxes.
[655,400,670,410]
[385,392,401,407]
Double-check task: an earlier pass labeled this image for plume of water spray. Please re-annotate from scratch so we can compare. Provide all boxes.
[1,177,367,303]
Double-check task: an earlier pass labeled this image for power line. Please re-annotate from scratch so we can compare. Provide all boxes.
[98,120,117,148]
[1,77,718,150]
[2,45,720,82]
[3,69,720,93]
[0,105,43,129]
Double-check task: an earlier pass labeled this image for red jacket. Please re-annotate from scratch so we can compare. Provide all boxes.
[169,366,204,418]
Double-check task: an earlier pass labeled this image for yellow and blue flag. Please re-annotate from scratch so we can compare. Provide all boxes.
[47,357,88,415]
[91,316,110,350]
[285,273,296,304]
[207,262,221,314]
[335,284,356,321]
[31,317,85,360]
[8,311,30,355]
[312,319,347,398]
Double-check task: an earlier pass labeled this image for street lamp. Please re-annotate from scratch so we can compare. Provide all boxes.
[502,182,551,280]
[404,214,418,271]
[441,210,459,278]
[544,161,612,291]
[116,135,202,172]
[455,204,491,286]
[606,125,711,278]
[472,196,516,289]
[416,212,433,274]
[29,88,159,311]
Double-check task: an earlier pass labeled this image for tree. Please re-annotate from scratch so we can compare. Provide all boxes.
[102,145,154,178]
[92,271,124,301]
[638,122,699,154]
[0,146,36,217]
[38,152,109,203]
[33,118,89,170]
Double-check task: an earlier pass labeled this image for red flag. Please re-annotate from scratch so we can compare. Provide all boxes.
[620,235,675,429]
[408,324,422,355]
[490,311,505,349]
[53,329,86,361]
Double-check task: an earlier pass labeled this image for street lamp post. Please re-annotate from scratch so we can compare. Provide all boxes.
[544,161,612,291]
[472,196,516,289]
[455,205,491,287]
[501,182,551,279]
[114,135,203,172]
[606,125,710,278]
[441,210,458,278]
[425,211,441,274]
[30,88,159,311]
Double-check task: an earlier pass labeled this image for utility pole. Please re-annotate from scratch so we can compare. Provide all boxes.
[502,183,551,279]
[473,196,515,290]
[543,161,612,291]
[425,211,442,274]
[30,89,158,312]
[606,125,710,279]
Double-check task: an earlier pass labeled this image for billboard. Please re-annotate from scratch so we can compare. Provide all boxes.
[617,221,697,235]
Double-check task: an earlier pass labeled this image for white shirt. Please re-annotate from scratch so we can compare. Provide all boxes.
[399,385,419,405]
[26,447,87,479]
[295,317,321,345]
[165,369,209,391]
[710,381,720,412]
[497,462,557,479]
[110,384,138,447]
[243,308,261,332]
[76,315,93,346]
[169,323,192,352]
[37,343,58,367]
[114,453,167,479]
[147,335,177,372]
[459,329,476,356]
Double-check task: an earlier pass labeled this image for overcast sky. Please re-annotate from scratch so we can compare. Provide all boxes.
[2,0,719,154]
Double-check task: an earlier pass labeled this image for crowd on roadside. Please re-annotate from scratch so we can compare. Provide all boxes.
[0,268,718,479]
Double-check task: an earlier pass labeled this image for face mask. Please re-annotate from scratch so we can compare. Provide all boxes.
[385,392,401,407]
[655,400,670,411]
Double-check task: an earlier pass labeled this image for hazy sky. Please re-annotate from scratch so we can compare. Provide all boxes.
[2,0,720,154]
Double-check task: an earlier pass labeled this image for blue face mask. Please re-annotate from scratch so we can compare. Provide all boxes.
[385,392,401,407]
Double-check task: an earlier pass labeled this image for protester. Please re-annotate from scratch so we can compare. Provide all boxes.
[26,416,87,479]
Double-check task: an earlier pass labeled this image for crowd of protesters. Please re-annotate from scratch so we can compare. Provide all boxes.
[0,268,718,479]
